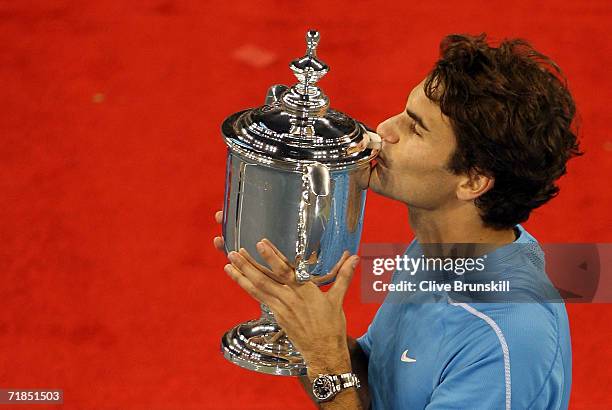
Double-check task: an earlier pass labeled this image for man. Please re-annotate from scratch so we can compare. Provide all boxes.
[214,34,581,409]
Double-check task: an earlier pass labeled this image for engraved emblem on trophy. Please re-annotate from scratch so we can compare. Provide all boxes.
[220,30,380,376]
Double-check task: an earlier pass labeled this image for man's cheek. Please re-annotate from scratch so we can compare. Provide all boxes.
[372,172,405,202]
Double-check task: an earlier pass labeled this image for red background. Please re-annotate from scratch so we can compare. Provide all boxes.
[1,0,611,409]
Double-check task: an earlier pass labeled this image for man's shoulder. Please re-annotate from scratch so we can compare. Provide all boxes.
[445,300,567,354]
[441,300,570,408]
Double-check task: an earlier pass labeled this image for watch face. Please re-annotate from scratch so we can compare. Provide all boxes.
[312,376,334,401]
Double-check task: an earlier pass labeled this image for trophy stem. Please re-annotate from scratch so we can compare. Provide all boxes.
[220,303,307,376]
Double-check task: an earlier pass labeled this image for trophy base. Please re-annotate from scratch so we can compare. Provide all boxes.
[221,318,307,376]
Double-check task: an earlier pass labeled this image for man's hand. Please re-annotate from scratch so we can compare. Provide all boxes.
[222,236,359,379]
[213,210,366,408]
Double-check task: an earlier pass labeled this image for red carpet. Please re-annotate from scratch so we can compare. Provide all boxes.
[1,0,611,408]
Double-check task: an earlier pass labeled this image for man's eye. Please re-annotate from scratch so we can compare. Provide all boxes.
[409,120,421,137]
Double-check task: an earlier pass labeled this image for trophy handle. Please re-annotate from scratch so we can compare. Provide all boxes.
[295,162,331,283]
[264,84,289,105]
[360,122,382,151]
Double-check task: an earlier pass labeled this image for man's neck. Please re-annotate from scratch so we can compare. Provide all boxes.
[408,203,516,244]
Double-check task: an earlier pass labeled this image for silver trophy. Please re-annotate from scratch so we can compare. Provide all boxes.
[220,30,380,376]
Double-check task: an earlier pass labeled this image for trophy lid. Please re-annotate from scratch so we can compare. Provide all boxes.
[221,30,376,169]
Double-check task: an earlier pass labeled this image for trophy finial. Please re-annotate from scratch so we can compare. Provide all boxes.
[281,30,331,132]
[289,29,328,87]
[306,30,320,57]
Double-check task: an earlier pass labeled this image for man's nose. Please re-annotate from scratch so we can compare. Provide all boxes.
[376,118,400,144]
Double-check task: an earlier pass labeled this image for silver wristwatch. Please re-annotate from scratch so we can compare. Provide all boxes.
[312,372,361,402]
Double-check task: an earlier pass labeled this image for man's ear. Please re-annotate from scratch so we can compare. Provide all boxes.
[456,169,494,201]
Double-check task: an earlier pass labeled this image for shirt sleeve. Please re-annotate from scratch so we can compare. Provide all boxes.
[356,302,390,358]
[356,328,373,357]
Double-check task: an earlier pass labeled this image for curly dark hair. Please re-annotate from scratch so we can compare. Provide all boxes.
[424,34,582,230]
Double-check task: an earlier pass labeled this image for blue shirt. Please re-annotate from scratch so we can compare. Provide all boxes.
[357,225,572,409]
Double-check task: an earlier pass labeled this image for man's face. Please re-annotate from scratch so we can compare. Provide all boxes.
[369,79,463,210]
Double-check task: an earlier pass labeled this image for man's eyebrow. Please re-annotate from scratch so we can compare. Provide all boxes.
[405,108,431,133]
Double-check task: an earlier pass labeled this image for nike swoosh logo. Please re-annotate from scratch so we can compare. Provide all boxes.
[401,350,417,363]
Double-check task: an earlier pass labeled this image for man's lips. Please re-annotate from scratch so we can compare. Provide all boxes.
[369,156,387,176]
[375,153,388,168]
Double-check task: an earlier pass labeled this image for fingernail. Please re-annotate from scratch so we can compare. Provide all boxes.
[224,264,233,274]
[228,252,239,263]
[256,242,265,253]
[352,257,360,268]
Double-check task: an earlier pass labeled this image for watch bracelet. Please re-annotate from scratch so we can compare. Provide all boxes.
[334,372,361,389]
